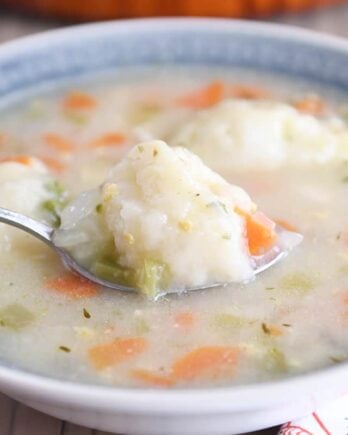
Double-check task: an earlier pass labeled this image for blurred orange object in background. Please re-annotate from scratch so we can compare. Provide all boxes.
[2,0,346,21]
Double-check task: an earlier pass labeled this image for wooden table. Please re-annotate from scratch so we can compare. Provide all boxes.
[1,4,348,434]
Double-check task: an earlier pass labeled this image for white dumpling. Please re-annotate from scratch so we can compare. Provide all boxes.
[170,99,346,171]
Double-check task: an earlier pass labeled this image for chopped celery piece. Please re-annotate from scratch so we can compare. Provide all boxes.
[92,256,170,297]
[134,317,150,334]
[339,264,348,274]
[91,261,134,286]
[41,199,62,227]
[330,355,348,364]
[213,313,249,329]
[63,110,88,125]
[265,347,288,373]
[45,180,66,197]
[279,273,314,294]
[41,180,69,227]
[25,100,46,120]
[130,104,162,124]
[136,259,171,297]
[0,304,35,330]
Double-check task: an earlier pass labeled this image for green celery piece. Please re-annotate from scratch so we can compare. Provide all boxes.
[130,104,162,124]
[0,304,35,330]
[213,313,249,329]
[41,180,69,228]
[279,273,315,294]
[45,180,66,197]
[91,261,133,286]
[265,347,288,373]
[339,264,348,274]
[136,259,171,298]
[134,317,150,334]
[63,110,88,125]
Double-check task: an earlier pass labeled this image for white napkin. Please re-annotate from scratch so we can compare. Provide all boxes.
[279,395,348,435]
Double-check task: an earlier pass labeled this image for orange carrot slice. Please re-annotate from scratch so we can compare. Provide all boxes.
[131,369,175,387]
[237,208,277,256]
[293,96,325,116]
[229,84,270,100]
[275,219,298,233]
[90,132,126,148]
[63,91,97,110]
[176,81,225,109]
[0,155,33,166]
[46,273,99,298]
[43,133,75,153]
[40,156,65,173]
[89,337,148,370]
[172,346,239,381]
[174,311,195,328]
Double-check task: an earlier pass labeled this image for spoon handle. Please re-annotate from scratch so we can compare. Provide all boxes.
[0,207,54,245]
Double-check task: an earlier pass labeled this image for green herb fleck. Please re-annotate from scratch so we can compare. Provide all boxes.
[83,308,91,319]
[265,287,275,290]
[59,346,71,353]
[342,176,348,183]
[337,233,342,241]
[262,323,271,334]
[222,234,231,240]
[282,323,291,327]
[95,203,103,214]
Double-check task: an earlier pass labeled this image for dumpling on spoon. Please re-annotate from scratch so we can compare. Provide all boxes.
[55,141,291,297]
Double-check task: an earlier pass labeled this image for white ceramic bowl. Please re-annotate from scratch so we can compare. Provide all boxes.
[1,19,348,435]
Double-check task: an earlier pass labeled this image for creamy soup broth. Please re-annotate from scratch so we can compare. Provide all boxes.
[0,66,347,388]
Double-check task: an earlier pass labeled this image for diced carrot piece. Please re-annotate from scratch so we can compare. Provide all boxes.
[229,84,270,100]
[171,346,239,381]
[275,219,298,233]
[237,208,277,256]
[176,81,225,109]
[63,91,97,110]
[0,155,33,165]
[131,369,175,387]
[90,132,127,148]
[43,133,75,152]
[46,273,99,298]
[294,96,325,116]
[174,311,195,328]
[40,156,65,173]
[89,337,148,370]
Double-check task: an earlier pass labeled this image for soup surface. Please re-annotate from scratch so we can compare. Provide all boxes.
[0,66,347,388]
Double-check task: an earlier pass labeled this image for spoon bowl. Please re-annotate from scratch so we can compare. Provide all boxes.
[0,206,303,295]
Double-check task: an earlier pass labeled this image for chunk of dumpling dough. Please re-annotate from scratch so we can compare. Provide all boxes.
[0,157,63,251]
[56,141,280,296]
[171,99,343,171]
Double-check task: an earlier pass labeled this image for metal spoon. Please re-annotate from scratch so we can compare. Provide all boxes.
[0,207,303,294]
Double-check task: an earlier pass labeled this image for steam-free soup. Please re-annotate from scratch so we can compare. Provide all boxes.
[0,67,347,388]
